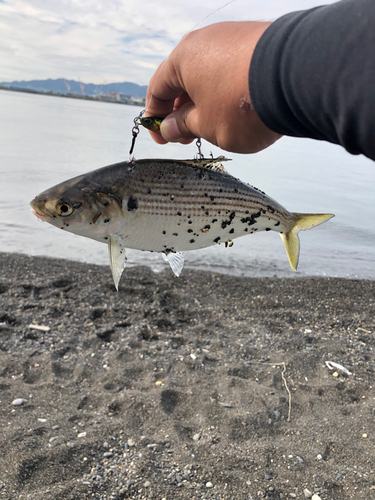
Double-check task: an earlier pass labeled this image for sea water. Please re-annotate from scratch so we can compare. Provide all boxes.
[1,89,374,279]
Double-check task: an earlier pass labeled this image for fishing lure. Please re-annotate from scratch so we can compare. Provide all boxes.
[140,116,164,133]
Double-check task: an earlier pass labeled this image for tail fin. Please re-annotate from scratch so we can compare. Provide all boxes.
[280,213,334,271]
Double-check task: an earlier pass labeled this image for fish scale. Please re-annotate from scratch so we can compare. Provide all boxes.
[31,157,334,289]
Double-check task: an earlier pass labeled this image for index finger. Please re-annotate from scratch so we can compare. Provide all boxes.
[145,57,186,117]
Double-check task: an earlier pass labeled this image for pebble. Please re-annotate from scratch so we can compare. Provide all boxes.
[127,438,135,447]
[12,398,27,406]
[49,437,58,443]
[144,481,151,487]
[103,452,113,458]
[311,495,322,500]
[77,432,87,438]
[304,489,313,498]
[52,425,60,430]
[193,433,201,441]
[206,482,213,488]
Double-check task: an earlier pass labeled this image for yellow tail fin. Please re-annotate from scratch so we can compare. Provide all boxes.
[280,213,334,271]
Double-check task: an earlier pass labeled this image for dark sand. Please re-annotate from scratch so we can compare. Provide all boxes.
[0,252,374,500]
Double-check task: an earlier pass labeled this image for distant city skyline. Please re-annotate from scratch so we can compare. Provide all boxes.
[0,0,337,86]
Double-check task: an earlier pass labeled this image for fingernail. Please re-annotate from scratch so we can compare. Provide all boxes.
[160,115,183,142]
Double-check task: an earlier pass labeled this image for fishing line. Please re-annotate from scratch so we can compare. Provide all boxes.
[129,0,238,158]
[145,0,237,113]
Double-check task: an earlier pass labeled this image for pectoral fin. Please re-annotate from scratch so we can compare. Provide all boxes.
[108,236,127,290]
[162,251,184,277]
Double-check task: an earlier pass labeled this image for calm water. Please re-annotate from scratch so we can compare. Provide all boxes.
[1,89,374,279]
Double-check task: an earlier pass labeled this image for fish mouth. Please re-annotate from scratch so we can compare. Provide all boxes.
[30,198,50,221]
[30,208,48,222]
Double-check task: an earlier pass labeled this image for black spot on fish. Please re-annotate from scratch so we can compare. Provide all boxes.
[127,196,138,211]
[188,220,192,225]
[187,215,191,219]
[218,210,221,215]
[241,211,261,226]
[177,211,182,216]
[158,172,163,180]
[170,194,175,201]
[103,201,109,207]
[274,221,280,226]
[147,188,151,195]
[190,239,195,243]
[214,237,221,243]
[204,193,208,197]
[229,212,236,220]
[201,206,205,210]
[204,225,211,230]
[212,219,218,223]
[229,228,234,234]
[234,188,239,193]
[162,230,166,235]
[65,223,69,227]
[210,195,215,201]
[267,205,276,214]
[180,184,184,189]
[244,228,248,232]
[205,211,209,216]
[173,233,178,236]
[104,236,108,240]
[104,218,110,223]
[221,220,231,230]
[219,188,223,193]
[245,210,249,215]
[265,228,271,231]
[188,229,193,233]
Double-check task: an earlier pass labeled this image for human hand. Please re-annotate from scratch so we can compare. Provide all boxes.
[145,21,281,154]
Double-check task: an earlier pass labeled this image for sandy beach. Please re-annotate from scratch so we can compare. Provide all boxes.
[0,252,374,500]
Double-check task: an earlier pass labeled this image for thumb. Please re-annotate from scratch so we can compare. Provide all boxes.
[159,103,198,143]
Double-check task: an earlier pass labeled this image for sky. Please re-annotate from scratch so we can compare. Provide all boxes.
[0,0,337,86]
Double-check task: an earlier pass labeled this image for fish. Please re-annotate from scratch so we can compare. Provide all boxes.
[30,157,334,290]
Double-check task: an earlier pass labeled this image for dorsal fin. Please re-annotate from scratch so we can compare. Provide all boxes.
[179,156,233,176]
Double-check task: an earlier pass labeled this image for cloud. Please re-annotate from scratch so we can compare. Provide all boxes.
[0,0,338,85]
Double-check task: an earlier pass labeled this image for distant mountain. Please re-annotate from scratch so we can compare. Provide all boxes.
[0,78,147,98]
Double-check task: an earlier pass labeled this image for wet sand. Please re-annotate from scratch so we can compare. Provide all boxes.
[0,252,374,500]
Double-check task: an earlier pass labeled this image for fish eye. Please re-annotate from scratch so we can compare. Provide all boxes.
[143,118,152,125]
[56,201,74,216]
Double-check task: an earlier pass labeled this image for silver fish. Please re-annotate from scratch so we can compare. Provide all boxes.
[30,157,334,289]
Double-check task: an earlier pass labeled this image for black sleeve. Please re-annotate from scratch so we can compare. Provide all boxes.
[249,0,375,161]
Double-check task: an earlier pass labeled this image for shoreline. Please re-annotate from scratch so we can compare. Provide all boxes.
[0,252,374,499]
[0,85,144,106]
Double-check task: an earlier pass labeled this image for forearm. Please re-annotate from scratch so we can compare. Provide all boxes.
[249,0,375,161]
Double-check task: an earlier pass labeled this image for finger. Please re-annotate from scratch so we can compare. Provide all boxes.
[160,102,204,143]
[146,57,186,116]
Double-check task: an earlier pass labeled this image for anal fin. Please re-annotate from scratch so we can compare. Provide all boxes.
[162,251,184,277]
[108,236,127,290]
